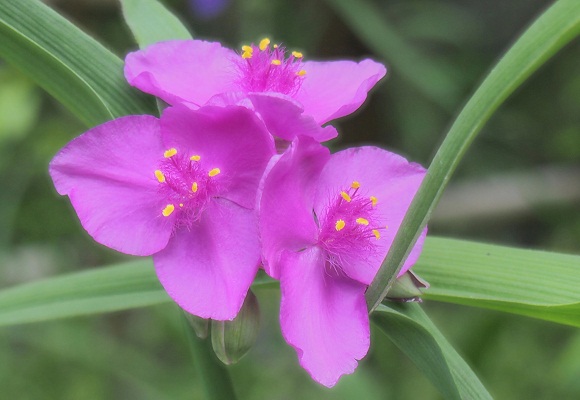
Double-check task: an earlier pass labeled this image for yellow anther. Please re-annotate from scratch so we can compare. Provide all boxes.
[340,191,351,202]
[356,218,369,226]
[273,44,279,49]
[190,155,201,161]
[191,182,198,193]
[162,204,175,217]
[154,170,165,183]
[335,219,345,231]
[259,38,270,51]
[241,45,253,53]
[370,196,378,207]
[372,229,381,239]
[291,51,303,58]
[351,181,361,189]
[271,59,282,66]
[208,168,221,177]
[164,148,177,158]
[296,70,307,77]
[242,51,253,59]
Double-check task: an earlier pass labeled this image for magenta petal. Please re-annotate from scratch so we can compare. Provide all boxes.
[259,136,330,278]
[314,146,426,284]
[247,92,338,142]
[49,116,173,256]
[124,40,236,106]
[295,59,386,124]
[161,104,275,209]
[279,247,370,387]
[153,199,260,320]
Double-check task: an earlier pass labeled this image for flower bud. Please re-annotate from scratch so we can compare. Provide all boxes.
[385,270,429,303]
[211,290,260,365]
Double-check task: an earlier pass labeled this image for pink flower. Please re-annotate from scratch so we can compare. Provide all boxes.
[124,38,386,143]
[259,136,427,386]
[49,105,275,320]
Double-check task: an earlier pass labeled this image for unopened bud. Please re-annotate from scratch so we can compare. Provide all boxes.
[384,270,429,303]
[211,290,260,365]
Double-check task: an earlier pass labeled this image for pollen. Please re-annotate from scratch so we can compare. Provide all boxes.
[164,148,177,158]
[291,51,303,58]
[271,59,282,66]
[351,181,361,189]
[241,45,253,59]
[259,38,270,51]
[154,170,165,183]
[335,219,345,231]
[190,155,201,161]
[370,196,378,207]
[296,69,307,77]
[340,191,352,202]
[208,168,221,177]
[191,182,198,193]
[162,204,175,217]
[372,229,381,239]
[356,218,369,225]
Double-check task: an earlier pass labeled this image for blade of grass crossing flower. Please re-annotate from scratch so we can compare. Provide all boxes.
[366,0,580,311]
[373,303,492,400]
[121,0,193,49]
[323,0,461,110]
[414,237,580,327]
[0,0,156,127]
[182,315,238,400]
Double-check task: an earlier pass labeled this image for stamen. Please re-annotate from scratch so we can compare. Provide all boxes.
[162,204,175,217]
[190,155,201,161]
[372,229,381,239]
[208,168,221,177]
[179,203,184,207]
[154,170,165,183]
[271,59,282,66]
[291,51,303,58]
[191,182,198,193]
[273,44,279,49]
[351,181,361,189]
[370,196,378,207]
[340,191,352,202]
[335,219,345,231]
[259,38,270,51]
[296,70,307,77]
[241,45,253,59]
[164,148,177,158]
[356,218,369,226]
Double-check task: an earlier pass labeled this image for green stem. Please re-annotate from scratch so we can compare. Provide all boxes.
[181,314,238,400]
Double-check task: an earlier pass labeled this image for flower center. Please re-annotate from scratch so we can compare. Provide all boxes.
[154,148,222,227]
[318,181,386,262]
[235,37,306,95]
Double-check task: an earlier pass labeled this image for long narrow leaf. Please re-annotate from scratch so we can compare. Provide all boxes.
[414,237,580,327]
[0,0,156,127]
[373,303,492,400]
[366,0,580,310]
[121,0,193,48]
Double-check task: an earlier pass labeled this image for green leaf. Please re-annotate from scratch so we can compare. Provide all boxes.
[373,303,492,400]
[414,237,580,327]
[322,0,461,110]
[121,0,193,49]
[0,0,156,127]
[366,0,580,310]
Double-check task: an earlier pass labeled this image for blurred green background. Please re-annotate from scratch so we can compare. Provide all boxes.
[1,0,579,398]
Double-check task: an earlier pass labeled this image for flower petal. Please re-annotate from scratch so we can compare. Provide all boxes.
[295,59,386,124]
[279,247,370,387]
[259,136,330,278]
[313,146,426,284]
[247,92,338,142]
[161,104,275,209]
[124,40,236,106]
[153,198,260,320]
[49,116,173,256]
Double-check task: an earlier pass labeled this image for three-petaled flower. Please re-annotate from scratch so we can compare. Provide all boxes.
[50,105,275,320]
[124,38,386,144]
[259,136,427,387]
